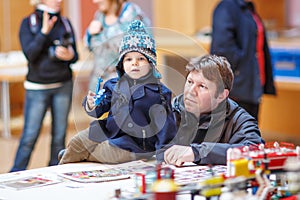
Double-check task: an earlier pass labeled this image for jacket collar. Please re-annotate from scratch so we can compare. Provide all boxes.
[36,4,60,15]
[35,5,61,19]
[235,0,248,8]
[115,72,159,101]
[121,71,159,91]
[173,94,234,129]
[173,94,241,143]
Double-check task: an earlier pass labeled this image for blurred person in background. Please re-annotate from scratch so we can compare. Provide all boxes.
[10,0,78,172]
[210,0,276,121]
[84,0,151,91]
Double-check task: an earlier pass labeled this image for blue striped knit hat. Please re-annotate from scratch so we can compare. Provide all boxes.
[117,20,161,78]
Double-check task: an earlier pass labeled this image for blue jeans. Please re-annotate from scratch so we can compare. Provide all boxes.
[10,80,73,172]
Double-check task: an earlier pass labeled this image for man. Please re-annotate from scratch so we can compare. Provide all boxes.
[162,54,264,166]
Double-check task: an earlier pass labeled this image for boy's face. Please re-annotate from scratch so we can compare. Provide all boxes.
[184,70,223,118]
[123,52,151,80]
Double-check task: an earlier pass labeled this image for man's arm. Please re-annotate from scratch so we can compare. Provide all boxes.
[164,102,263,166]
[192,108,263,165]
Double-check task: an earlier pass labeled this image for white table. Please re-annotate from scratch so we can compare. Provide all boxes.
[0,162,135,200]
[0,162,203,200]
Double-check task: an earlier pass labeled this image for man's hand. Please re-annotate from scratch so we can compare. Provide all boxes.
[164,145,195,166]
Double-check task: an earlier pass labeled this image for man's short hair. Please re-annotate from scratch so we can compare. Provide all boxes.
[186,54,234,97]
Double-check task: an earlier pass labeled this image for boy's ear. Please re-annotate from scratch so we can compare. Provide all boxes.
[217,89,229,103]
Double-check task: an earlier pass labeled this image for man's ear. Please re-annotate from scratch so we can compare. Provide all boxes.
[217,89,229,103]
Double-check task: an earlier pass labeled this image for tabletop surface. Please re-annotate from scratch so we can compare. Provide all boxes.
[0,161,216,200]
[0,162,137,200]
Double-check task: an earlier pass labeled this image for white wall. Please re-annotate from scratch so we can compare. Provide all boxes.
[64,0,81,42]
[286,0,300,27]
[129,0,153,24]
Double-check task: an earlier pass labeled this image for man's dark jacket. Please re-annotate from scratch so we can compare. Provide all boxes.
[158,94,264,165]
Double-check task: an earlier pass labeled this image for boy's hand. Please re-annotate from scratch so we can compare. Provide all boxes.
[87,90,96,110]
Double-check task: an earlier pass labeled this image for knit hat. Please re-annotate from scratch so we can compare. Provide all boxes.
[117,20,161,78]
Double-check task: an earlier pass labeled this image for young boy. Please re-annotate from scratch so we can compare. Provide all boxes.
[59,20,177,164]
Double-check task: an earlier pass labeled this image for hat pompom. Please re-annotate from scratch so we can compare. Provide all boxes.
[127,20,147,34]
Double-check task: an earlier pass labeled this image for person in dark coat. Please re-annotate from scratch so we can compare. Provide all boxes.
[10,0,78,172]
[210,0,276,120]
[59,20,177,164]
[160,55,264,166]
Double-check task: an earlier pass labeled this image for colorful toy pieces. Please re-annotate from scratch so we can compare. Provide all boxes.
[94,77,106,106]
[116,142,300,200]
[224,141,300,200]
[179,142,300,200]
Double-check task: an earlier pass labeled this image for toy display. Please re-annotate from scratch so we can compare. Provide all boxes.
[2,143,299,200]
[173,165,227,186]
[245,142,299,171]
[115,142,300,200]
[283,157,300,195]
[151,165,178,200]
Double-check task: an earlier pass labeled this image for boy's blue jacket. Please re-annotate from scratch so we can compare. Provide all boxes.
[83,75,177,158]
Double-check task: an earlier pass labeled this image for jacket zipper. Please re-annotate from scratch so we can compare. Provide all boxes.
[142,129,146,150]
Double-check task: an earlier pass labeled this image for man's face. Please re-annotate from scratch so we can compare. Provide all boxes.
[183,70,221,118]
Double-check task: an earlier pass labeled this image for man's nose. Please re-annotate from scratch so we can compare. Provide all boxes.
[189,84,197,95]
